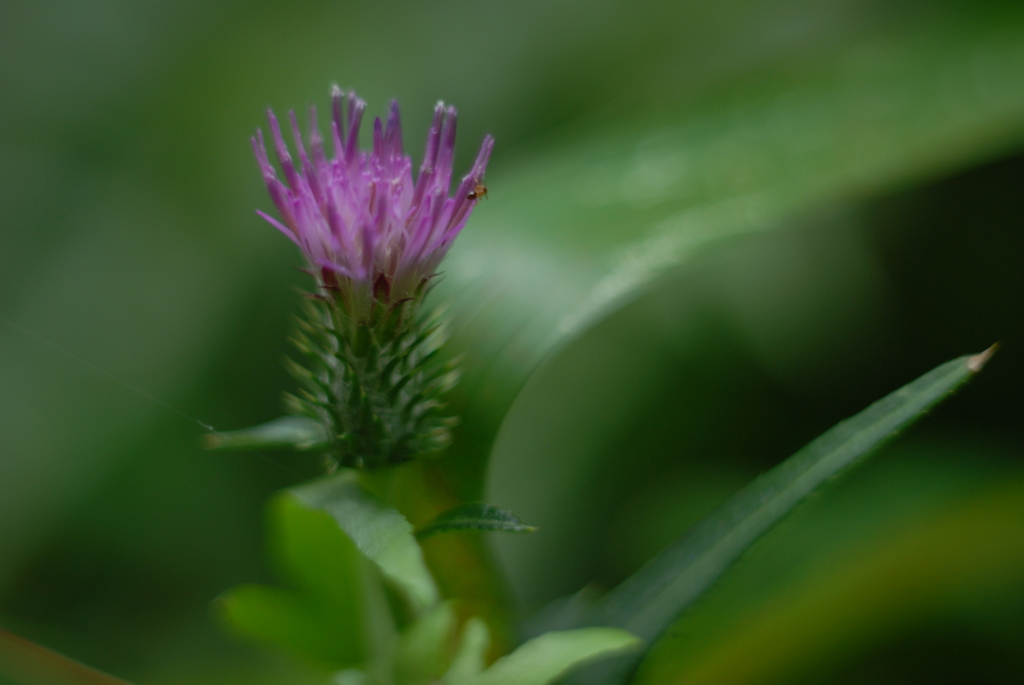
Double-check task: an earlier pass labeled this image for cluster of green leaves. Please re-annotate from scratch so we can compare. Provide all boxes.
[216,473,638,685]
[201,349,989,685]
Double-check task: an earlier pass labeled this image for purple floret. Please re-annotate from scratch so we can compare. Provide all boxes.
[253,87,493,320]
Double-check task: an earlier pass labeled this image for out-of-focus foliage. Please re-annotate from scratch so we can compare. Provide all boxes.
[1,0,1023,684]
[636,467,1024,684]
[216,494,370,669]
[0,627,135,685]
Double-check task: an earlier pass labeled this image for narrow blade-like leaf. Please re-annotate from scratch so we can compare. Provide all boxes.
[438,14,1024,502]
[563,347,995,685]
[416,503,537,539]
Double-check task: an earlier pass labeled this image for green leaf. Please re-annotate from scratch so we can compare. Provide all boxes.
[215,494,369,666]
[434,10,1024,502]
[268,494,366,617]
[442,618,490,685]
[203,415,328,451]
[217,584,364,666]
[420,8,1024,635]
[290,471,440,614]
[562,347,994,684]
[394,602,459,685]
[0,627,136,685]
[416,503,537,539]
[470,628,641,685]
[333,669,380,685]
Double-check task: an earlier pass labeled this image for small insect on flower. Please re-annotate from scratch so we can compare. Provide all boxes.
[253,87,494,323]
[251,87,494,469]
[467,181,488,201]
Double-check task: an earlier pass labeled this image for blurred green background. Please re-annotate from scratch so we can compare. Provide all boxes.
[2,0,1024,683]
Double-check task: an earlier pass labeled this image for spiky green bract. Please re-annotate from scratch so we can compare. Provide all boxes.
[286,284,459,470]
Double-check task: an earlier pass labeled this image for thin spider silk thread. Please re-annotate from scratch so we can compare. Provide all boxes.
[0,315,305,478]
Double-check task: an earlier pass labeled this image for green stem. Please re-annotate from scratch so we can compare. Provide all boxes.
[361,461,519,659]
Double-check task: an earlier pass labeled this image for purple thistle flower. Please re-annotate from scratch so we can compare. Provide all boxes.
[253,87,493,321]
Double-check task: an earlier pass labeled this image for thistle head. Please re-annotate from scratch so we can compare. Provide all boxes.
[253,87,493,323]
[251,88,490,468]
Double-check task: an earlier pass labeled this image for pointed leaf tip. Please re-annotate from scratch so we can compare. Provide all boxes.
[561,350,988,685]
[967,343,999,373]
